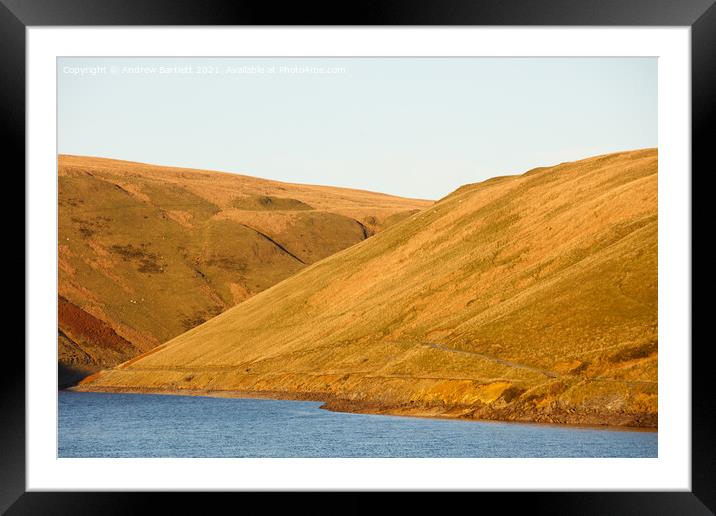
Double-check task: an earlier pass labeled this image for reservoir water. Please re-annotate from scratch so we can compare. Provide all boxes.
[58,391,657,458]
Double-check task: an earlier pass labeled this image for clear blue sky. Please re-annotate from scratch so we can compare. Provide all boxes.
[58,57,656,200]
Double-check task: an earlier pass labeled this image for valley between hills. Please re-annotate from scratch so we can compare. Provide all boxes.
[58,155,430,386]
[69,149,658,428]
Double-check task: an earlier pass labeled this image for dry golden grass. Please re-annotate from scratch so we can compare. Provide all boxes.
[58,155,431,382]
[78,149,658,427]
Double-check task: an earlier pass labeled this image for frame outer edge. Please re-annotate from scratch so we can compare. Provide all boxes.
[691,1,716,514]
[0,0,27,514]
[0,0,715,26]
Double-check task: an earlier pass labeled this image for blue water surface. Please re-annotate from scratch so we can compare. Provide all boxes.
[58,391,657,458]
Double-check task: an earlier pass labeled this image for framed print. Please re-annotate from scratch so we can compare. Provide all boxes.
[3,0,712,513]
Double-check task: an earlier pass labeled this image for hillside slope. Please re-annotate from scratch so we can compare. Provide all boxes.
[58,155,430,385]
[78,149,658,427]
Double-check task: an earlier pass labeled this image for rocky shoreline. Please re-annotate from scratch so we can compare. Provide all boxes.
[69,384,657,431]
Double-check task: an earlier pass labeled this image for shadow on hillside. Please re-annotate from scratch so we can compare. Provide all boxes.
[58,363,93,390]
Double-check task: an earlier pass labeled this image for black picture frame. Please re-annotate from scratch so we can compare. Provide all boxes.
[3,1,711,514]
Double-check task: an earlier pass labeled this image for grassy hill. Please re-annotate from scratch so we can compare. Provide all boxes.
[77,149,658,428]
[58,155,430,385]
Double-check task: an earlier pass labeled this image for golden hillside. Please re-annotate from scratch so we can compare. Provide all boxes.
[78,149,658,427]
[58,155,430,385]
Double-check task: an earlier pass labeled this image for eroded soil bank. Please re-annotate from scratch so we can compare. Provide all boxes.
[70,385,657,430]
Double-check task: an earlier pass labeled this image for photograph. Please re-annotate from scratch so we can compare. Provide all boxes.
[56,56,659,459]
